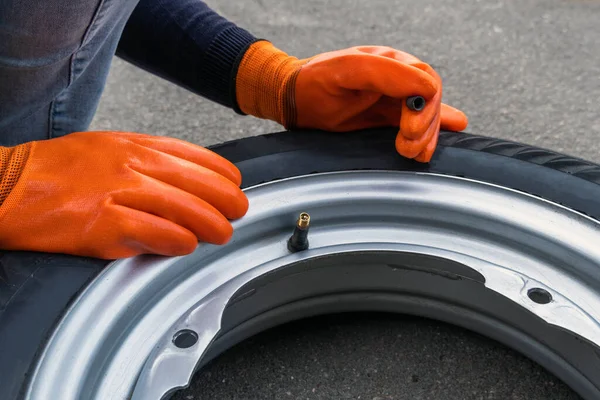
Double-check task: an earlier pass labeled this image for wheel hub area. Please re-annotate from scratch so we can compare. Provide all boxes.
[25,172,600,400]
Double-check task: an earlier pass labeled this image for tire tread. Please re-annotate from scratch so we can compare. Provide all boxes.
[438,131,600,183]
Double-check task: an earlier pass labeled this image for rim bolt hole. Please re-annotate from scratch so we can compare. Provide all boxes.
[173,329,198,349]
[527,288,552,304]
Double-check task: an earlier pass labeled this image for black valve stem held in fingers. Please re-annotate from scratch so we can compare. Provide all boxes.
[288,212,310,252]
[406,96,426,111]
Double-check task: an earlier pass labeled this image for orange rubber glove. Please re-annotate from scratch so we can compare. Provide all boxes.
[0,131,248,259]
[236,42,468,162]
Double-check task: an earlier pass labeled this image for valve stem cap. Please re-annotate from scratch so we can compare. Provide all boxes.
[288,212,310,252]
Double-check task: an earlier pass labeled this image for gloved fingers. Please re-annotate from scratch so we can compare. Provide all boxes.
[353,46,423,65]
[130,135,243,186]
[110,205,199,257]
[335,55,439,100]
[369,95,404,126]
[408,61,468,134]
[332,113,401,132]
[408,61,438,79]
[396,106,441,159]
[314,91,387,131]
[77,131,243,186]
[77,130,158,143]
[414,112,442,163]
[398,61,442,140]
[398,91,439,140]
[113,178,235,245]
[332,96,403,131]
[440,103,469,132]
[129,152,249,220]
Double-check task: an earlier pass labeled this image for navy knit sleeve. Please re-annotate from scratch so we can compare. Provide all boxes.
[116,0,259,111]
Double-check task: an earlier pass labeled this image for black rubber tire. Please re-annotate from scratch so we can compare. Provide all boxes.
[1,128,599,400]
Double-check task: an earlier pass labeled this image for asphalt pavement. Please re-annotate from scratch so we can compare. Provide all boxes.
[90,0,599,398]
[170,314,579,400]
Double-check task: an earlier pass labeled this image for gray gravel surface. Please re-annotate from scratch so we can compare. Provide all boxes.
[90,0,598,398]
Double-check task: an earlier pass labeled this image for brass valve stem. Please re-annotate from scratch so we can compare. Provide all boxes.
[288,212,310,252]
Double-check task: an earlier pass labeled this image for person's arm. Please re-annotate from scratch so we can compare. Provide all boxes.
[116,0,468,162]
[116,0,257,111]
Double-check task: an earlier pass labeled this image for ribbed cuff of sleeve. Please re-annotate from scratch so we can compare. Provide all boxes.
[202,27,260,113]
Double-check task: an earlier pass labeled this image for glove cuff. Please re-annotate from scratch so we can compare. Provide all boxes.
[0,143,31,208]
[235,41,305,128]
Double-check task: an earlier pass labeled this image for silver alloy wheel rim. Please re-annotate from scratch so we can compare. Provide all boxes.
[25,171,600,400]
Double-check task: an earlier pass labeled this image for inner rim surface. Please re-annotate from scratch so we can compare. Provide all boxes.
[196,251,599,399]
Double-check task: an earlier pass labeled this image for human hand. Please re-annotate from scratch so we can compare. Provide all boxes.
[236,42,467,162]
[0,131,248,259]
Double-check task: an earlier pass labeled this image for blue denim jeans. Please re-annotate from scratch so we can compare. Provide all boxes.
[0,0,139,146]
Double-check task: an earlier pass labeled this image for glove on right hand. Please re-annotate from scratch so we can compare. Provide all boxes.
[236,42,468,162]
[0,131,248,259]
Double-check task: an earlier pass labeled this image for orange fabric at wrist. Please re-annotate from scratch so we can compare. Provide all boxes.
[236,41,305,127]
[0,143,31,207]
